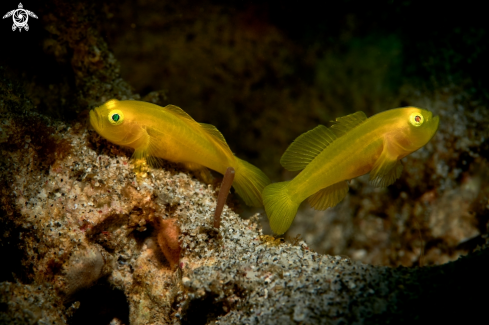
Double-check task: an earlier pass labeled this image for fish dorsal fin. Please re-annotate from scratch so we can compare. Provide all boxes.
[308,181,349,210]
[280,111,367,172]
[330,111,367,137]
[199,123,228,145]
[164,104,230,150]
[280,125,337,171]
[164,104,196,122]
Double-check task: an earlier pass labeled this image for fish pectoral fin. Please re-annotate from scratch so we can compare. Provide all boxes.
[369,141,403,187]
[281,125,337,171]
[308,181,349,210]
[132,144,165,168]
[183,162,214,184]
[131,148,150,177]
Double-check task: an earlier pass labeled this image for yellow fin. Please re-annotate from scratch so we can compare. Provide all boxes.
[164,104,230,150]
[307,181,349,210]
[280,111,366,172]
[199,123,230,149]
[330,111,367,137]
[139,128,168,169]
[369,140,403,187]
[154,105,231,153]
[233,158,271,207]
[131,148,151,177]
[183,162,214,184]
[280,125,337,171]
[163,104,196,122]
[370,159,403,187]
[262,181,300,235]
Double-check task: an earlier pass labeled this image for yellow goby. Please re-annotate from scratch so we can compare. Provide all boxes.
[263,107,440,234]
[89,99,270,207]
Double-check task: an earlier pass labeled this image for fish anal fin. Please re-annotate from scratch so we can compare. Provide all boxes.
[330,111,367,137]
[280,125,337,171]
[369,138,403,187]
[183,162,214,184]
[308,181,349,210]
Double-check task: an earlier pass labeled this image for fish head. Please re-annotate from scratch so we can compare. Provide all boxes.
[401,106,440,151]
[89,99,144,146]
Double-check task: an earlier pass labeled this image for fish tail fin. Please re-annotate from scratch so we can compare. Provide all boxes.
[262,181,300,235]
[233,158,271,207]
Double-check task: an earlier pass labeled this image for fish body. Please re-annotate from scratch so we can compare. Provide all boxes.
[263,107,440,235]
[90,99,270,207]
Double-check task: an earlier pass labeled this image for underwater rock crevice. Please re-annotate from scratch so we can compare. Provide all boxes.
[66,283,130,325]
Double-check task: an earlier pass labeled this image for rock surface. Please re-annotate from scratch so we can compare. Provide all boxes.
[1,105,488,324]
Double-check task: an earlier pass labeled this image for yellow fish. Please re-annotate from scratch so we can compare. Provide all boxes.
[89,99,270,207]
[263,107,440,234]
